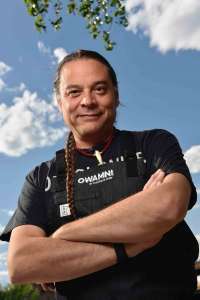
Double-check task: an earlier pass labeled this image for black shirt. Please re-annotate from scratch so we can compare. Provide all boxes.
[1,129,199,299]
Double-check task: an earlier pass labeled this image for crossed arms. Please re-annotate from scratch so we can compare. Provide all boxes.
[8,170,191,284]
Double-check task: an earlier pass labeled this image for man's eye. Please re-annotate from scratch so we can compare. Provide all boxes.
[68,90,80,97]
[95,86,106,94]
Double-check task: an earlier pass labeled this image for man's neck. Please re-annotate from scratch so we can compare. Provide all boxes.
[74,128,114,150]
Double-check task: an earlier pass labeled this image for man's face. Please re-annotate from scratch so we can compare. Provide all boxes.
[57,59,118,145]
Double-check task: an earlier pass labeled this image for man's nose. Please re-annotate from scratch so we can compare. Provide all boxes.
[80,91,96,106]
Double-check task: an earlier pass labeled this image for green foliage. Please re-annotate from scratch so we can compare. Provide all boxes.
[23,0,128,50]
[0,284,39,300]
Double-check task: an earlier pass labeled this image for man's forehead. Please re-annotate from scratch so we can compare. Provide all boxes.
[59,59,111,86]
[60,59,109,77]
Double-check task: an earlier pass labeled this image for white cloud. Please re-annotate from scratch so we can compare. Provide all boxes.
[19,82,26,91]
[37,41,68,64]
[0,78,6,91]
[0,224,5,234]
[184,145,200,173]
[53,48,68,64]
[0,209,14,217]
[0,270,8,277]
[0,75,25,94]
[0,62,12,76]
[0,251,8,283]
[0,241,7,246]
[0,61,25,94]
[37,41,51,55]
[6,82,26,93]
[194,204,200,210]
[126,0,200,53]
[0,251,7,268]
[0,61,12,92]
[0,89,66,157]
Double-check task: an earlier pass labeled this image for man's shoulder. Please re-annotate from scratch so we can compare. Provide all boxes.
[116,128,178,155]
[117,128,174,140]
[29,156,56,175]
[25,151,63,190]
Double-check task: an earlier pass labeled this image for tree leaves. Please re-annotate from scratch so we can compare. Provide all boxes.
[23,0,128,50]
[0,284,39,300]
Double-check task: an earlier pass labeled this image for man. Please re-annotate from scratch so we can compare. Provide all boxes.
[1,50,199,299]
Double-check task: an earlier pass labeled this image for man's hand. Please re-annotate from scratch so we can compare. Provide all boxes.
[40,283,56,293]
[143,169,165,191]
[125,237,162,258]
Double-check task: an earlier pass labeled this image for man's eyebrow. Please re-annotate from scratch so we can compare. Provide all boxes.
[65,81,108,90]
[93,80,108,86]
[65,84,82,90]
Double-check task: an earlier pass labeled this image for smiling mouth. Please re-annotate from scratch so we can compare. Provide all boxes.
[79,113,102,117]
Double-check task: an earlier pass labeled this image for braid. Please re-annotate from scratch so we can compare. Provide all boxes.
[65,131,76,218]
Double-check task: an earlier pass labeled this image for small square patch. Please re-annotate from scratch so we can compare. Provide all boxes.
[59,204,71,217]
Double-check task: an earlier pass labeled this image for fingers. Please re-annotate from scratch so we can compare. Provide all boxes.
[143,169,165,191]
[40,282,56,292]
[124,240,156,257]
[124,236,163,257]
[124,242,146,257]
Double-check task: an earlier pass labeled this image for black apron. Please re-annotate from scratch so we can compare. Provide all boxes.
[48,136,198,300]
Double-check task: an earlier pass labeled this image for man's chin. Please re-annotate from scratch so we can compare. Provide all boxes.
[76,124,108,139]
[78,127,102,137]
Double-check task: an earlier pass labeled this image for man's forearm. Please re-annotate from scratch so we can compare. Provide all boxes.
[9,171,179,284]
[9,234,116,284]
[53,173,190,244]
[9,230,155,284]
[53,188,165,244]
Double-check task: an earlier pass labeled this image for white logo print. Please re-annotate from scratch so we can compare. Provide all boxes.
[44,152,146,191]
[45,176,51,192]
[78,169,114,185]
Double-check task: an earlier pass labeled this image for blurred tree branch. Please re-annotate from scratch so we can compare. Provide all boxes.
[23,0,128,50]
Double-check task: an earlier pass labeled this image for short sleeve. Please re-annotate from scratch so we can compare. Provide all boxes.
[143,129,197,209]
[0,167,48,242]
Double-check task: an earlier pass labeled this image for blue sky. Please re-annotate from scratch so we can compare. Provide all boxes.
[0,0,200,285]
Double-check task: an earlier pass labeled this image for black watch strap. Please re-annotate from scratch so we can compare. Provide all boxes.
[113,243,129,263]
